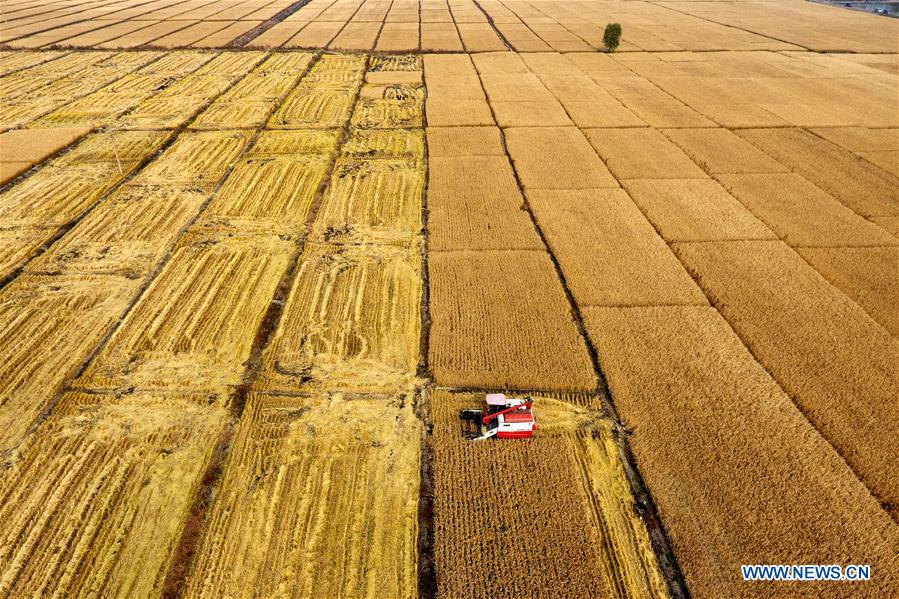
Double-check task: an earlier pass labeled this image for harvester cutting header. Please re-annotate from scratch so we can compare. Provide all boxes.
[460,393,536,440]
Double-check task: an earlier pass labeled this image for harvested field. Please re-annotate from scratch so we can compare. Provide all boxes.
[0,391,227,598]
[431,390,669,599]
[255,243,423,394]
[528,188,707,307]
[78,235,293,393]
[312,158,424,245]
[428,250,595,391]
[673,240,899,515]
[201,157,329,233]
[0,274,139,452]
[182,393,420,599]
[583,305,899,599]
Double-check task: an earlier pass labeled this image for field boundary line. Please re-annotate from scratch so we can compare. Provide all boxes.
[417,55,437,599]
[229,0,316,48]
[470,0,512,51]
[469,58,690,599]
[647,1,813,52]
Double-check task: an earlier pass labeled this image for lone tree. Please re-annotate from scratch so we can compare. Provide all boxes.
[603,23,622,52]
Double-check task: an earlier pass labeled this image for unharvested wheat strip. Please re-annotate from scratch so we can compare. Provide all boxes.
[456,23,506,52]
[182,394,420,599]
[151,21,234,48]
[582,305,899,599]
[97,20,197,49]
[0,126,90,183]
[0,274,140,452]
[661,127,789,175]
[191,20,261,47]
[247,21,306,48]
[426,126,503,157]
[329,21,380,50]
[376,21,418,51]
[622,179,776,243]
[529,188,707,307]
[430,390,669,599]
[718,173,898,248]
[859,150,899,177]
[427,154,542,250]
[255,243,422,393]
[795,246,899,338]
[0,392,228,597]
[286,20,344,47]
[504,127,618,189]
[54,19,159,48]
[420,23,463,51]
[422,53,493,126]
[584,127,706,180]
[428,250,595,391]
[673,240,899,516]
[809,127,899,153]
[736,127,898,218]
[77,234,293,393]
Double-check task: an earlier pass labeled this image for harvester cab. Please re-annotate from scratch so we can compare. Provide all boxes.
[460,393,535,440]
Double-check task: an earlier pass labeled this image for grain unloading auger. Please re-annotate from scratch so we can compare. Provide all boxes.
[460,393,536,440]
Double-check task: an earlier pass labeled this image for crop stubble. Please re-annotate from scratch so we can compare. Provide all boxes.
[255,243,423,394]
[183,393,421,599]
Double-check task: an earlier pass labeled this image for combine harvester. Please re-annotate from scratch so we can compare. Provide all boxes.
[460,393,535,440]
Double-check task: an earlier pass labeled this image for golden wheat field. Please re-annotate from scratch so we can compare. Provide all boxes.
[1,0,898,597]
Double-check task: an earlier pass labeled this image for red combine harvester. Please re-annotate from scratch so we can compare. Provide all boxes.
[460,393,535,440]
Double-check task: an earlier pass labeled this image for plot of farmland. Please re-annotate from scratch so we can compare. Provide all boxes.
[430,390,669,599]
[183,393,421,599]
[2,0,899,596]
